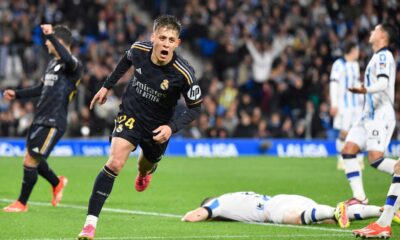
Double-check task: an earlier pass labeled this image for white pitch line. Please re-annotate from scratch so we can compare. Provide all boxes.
[24,234,353,240]
[0,198,352,235]
[245,221,352,233]
[0,198,181,218]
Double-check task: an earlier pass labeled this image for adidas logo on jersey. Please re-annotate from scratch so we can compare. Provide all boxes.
[32,147,40,153]
[136,68,142,74]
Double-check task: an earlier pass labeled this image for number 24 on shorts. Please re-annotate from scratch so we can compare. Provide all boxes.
[117,115,135,129]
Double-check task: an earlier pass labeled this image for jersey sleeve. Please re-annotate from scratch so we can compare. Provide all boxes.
[203,199,221,218]
[176,61,203,108]
[128,41,152,62]
[329,60,342,107]
[375,52,391,79]
[330,60,343,82]
[47,34,79,72]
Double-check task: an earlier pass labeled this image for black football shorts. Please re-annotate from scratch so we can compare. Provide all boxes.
[26,124,64,161]
[111,113,169,163]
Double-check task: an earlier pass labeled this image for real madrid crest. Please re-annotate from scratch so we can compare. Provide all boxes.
[116,124,123,133]
[160,79,169,90]
[54,64,61,72]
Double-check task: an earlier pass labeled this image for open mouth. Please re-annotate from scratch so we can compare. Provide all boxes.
[160,50,168,57]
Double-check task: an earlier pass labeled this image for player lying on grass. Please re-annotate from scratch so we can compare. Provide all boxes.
[182,191,400,228]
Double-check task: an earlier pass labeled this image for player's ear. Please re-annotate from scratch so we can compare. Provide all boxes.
[176,38,181,47]
[150,33,155,43]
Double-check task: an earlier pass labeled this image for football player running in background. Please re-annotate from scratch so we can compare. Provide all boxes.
[341,23,397,207]
[183,191,391,228]
[351,23,399,240]
[329,42,363,170]
[78,15,202,239]
[2,24,82,212]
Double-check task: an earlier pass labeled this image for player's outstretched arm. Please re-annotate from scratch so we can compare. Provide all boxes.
[90,87,108,110]
[4,84,44,100]
[182,207,209,222]
[41,24,77,71]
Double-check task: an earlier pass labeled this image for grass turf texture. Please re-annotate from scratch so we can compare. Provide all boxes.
[0,156,398,239]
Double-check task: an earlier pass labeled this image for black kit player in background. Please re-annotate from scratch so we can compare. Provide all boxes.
[2,24,82,212]
[78,15,202,239]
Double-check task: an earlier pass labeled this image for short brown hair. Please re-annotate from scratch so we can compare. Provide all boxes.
[153,15,181,35]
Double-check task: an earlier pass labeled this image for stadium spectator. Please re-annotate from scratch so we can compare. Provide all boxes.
[77,15,202,239]
[2,24,82,213]
[182,191,388,229]
[1,1,399,141]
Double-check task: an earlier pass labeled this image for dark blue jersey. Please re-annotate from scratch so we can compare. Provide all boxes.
[105,41,202,133]
[16,35,82,131]
[33,57,82,131]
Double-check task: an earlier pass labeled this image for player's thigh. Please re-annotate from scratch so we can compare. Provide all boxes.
[268,195,316,224]
[106,137,136,172]
[340,112,355,132]
[26,124,64,162]
[365,120,395,152]
[139,138,169,163]
[333,113,344,131]
[345,122,366,150]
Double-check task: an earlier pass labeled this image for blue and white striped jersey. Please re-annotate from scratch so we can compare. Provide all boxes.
[363,48,395,120]
[330,58,362,110]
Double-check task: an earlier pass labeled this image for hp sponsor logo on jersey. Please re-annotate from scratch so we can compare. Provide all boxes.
[187,85,201,100]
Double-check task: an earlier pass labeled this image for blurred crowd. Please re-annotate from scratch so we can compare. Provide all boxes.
[1,0,400,140]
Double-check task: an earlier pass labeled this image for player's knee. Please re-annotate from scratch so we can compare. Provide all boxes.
[367,152,383,164]
[341,143,358,155]
[106,158,124,174]
[23,153,40,167]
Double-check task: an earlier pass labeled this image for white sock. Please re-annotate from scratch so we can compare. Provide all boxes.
[84,215,98,228]
[377,174,400,227]
[343,154,366,200]
[347,204,382,220]
[301,205,335,224]
[370,157,396,175]
[357,154,364,168]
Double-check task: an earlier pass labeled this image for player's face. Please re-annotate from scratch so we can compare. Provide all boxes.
[151,27,181,65]
[369,25,384,44]
[350,47,359,61]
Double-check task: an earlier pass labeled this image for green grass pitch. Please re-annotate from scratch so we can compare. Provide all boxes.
[0,155,398,239]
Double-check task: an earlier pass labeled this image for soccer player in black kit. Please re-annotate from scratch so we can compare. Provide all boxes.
[78,15,202,239]
[2,24,82,212]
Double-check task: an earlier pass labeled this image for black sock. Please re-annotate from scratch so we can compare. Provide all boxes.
[37,161,59,187]
[18,165,38,205]
[88,166,117,217]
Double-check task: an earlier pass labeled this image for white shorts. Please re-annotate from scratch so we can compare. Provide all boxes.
[264,194,317,224]
[333,109,362,132]
[346,119,395,152]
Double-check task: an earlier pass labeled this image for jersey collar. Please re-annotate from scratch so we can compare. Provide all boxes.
[148,48,177,68]
[376,47,388,54]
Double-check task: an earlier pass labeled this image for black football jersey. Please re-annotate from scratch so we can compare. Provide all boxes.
[121,41,203,132]
[33,57,82,131]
